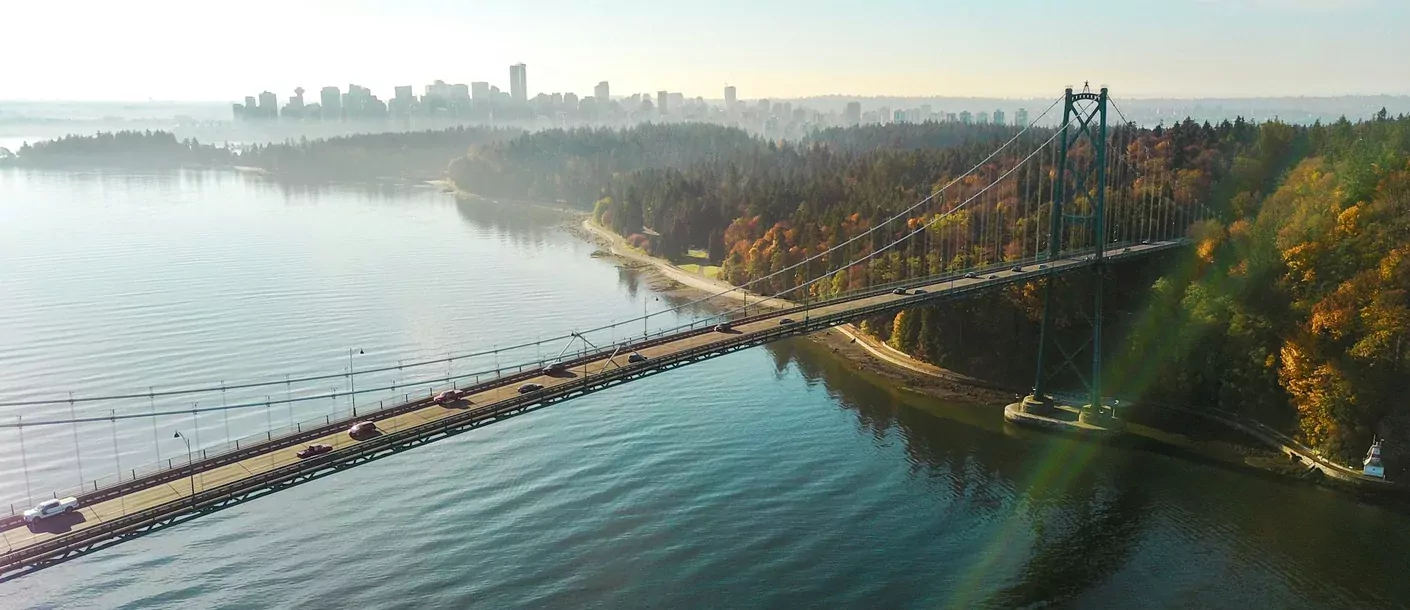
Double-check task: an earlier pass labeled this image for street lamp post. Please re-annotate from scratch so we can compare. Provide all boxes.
[173,431,195,510]
[348,348,364,411]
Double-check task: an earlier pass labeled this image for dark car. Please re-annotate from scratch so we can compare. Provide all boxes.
[434,389,464,405]
[297,444,334,459]
[628,353,648,363]
[779,318,795,325]
[1038,264,1048,269]
[913,288,927,294]
[348,421,378,440]
[714,323,732,333]
[892,288,907,295]
[964,272,978,279]
[1010,265,1023,273]
[545,360,567,374]
[518,383,544,394]
[1122,247,1131,253]
[1141,239,1150,245]
[988,274,998,279]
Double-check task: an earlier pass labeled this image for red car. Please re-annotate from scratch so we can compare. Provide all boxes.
[348,421,378,440]
[434,389,464,405]
[297,444,333,459]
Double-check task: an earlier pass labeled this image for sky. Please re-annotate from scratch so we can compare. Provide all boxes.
[3,0,1406,102]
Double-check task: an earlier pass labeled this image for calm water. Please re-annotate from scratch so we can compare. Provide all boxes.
[0,169,1407,609]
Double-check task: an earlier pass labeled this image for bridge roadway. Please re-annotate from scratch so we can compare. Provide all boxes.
[0,240,1182,578]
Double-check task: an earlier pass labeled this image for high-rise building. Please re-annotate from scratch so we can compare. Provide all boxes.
[1014,108,1029,126]
[845,102,861,125]
[977,111,990,124]
[510,63,527,103]
[471,82,490,101]
[959,110,972,125]
[993,109,1005,126]
[320,86,341,120]
[258,91,277,119]
[282,87,306,120]
[594,81,610,102]
[724,86,737,112]
[657,90,668,115]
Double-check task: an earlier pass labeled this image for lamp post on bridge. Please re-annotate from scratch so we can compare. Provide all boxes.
[173,430,195,511]
[348,348,364,411]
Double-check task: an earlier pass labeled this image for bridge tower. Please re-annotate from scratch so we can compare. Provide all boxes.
[1021,84,1118,427]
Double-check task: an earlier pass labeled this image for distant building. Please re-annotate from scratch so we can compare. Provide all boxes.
[959,110,972,125]
[894,109,906,123]
[320,86,342,120]
[1014,108,1029,126]
[977,111,989,124]
[391,86,415,118]
[595,81,610,102]
[657,90,669,115]
[471,82,490,101]
[845,102,861,125]
[993,109,1005,126]
[724,86,737,112]
[282,87,306,120]
[510,63,527,103]
[945,112,957,123]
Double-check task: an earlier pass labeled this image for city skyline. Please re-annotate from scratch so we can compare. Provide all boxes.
[4,0,1407,102]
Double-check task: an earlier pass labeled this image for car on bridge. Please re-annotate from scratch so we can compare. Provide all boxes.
[714,323,732,333]
[434,389,466,405]
[988,274,998,279]
[518,383,544,394]
[1141,239,1150,245]
[545,359,568,374]
[628,353,648,363]
[348,421,378,440]
[964,272,978,279]
[913,288,927,294]
[891,288,907,295]
[296,444,334,459]
[24,497,79,523]
[779,318,795,325]
[1011,265,1024,272]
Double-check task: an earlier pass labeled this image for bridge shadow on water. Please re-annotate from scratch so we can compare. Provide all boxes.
[762,336,1152,607]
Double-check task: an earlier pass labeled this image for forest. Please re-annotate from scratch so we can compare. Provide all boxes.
[3,127,515,180]
[448,112,1410,464]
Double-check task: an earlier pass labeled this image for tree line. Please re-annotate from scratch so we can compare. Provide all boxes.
[3,127,517,180]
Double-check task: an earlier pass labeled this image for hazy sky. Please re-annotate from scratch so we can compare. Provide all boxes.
[5,0,1406,101]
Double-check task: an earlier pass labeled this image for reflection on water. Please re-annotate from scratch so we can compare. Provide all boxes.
[0,168,1408,609]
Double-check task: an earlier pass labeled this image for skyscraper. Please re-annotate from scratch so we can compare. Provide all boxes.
[320,86,341,121]
[595,81,610,102]
[258,91,278,119]
[993,109,1005,126]
[1014,108,1029,126]
[471,82,490,101]
[724,86,736,112]
[510,63,527,103]
[657,90,668,115]
[845,102,861,126]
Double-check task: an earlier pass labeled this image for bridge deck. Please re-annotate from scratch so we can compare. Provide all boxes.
[0,241,1180,576]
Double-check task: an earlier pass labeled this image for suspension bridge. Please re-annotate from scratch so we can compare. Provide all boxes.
[0,86,1206,579]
